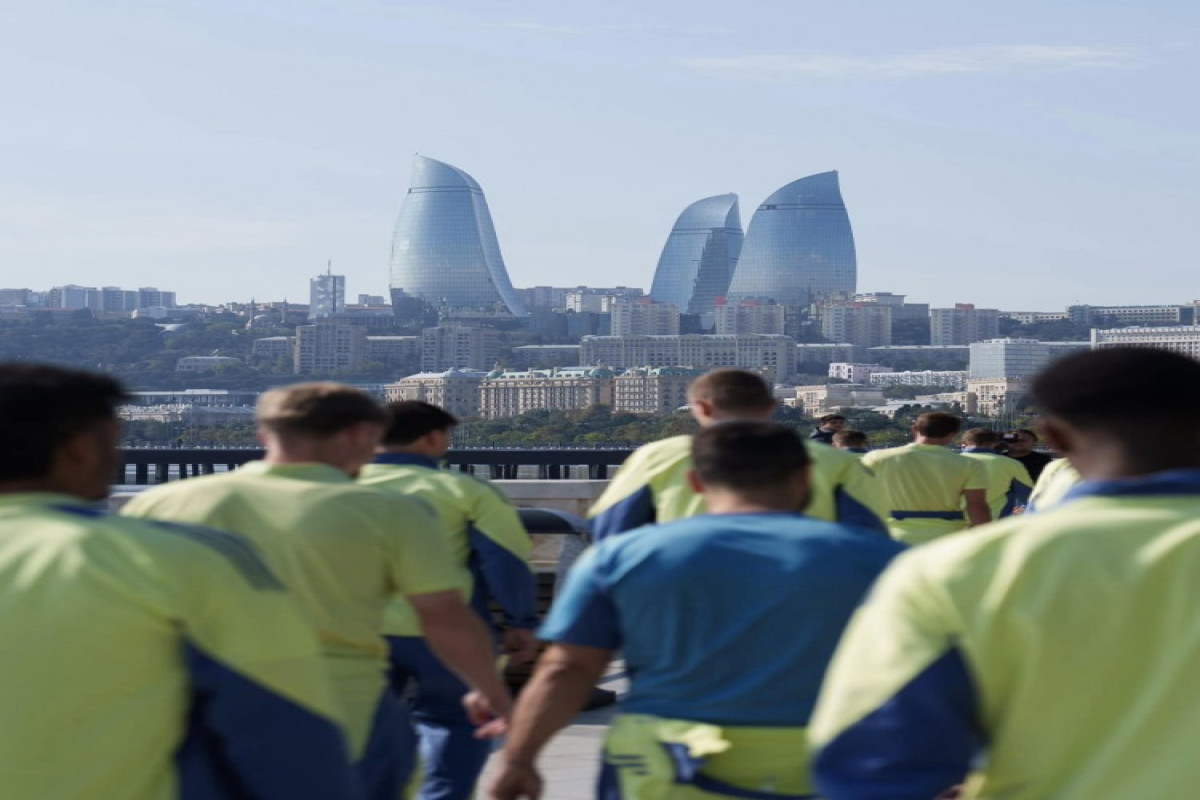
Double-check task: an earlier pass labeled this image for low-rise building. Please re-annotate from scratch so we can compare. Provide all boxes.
[384,369,486,419]
[793,384,886,416]
[478,367,615,419]
[869,370,969,389]
[966,378,1031,417]
[612,366,707,414]
[829,363,893,383]
[1090,326,1200,359]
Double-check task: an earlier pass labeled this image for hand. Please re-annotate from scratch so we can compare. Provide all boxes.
[464,689,510,739]
[502,628,540,666]
[489,760,542,800]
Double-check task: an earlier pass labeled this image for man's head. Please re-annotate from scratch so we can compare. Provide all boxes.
[0,364,128,501]
[686,369,776,426]
[687,421,811,512]
[380,401,459,458]
[912,411,963,444]
[832,429,868,451]
[962,428,1001,450]
[256,383,389,474]
[818,414,847,432]
[1032,347,1200,477]
[1001,429,1038,456]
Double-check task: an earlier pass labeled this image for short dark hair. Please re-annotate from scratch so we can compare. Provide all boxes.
[962,428,1000,446]
[687,369,774,413]
[1012,428,1039,443]
[256,383,388,437]
[382,401,459,445]
[832,429,868,448]
[0,363,128,481]
[914,411,963,438]
[819,414,847,424]
[691,421,810,491]
[1033,347,1200,430]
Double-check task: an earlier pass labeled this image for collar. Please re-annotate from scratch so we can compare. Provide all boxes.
[963,447,1000,455]
[845,448,869,454]
[235,461,352,483]
[0,492,90,511]
[1063,469,1200,502]
[371,452,441,470]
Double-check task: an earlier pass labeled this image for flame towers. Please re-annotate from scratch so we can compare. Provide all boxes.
[388,155,526,318]
[726,171,856,305]
[649,193,743,318]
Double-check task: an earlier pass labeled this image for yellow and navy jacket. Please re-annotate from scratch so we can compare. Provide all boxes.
[1027,456,1081,513]
[961,447,1033,519]
[810,470,1200,800]
[862,443,990,545]
[122,461,461,758]
[358,453,537,637]
[0,493,355,800]
[588,435,888,540]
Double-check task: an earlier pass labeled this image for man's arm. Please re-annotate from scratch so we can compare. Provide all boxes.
[964,489,991,527]
[410,590,514,726]
[489,644,613,800]
[588,446,661,541]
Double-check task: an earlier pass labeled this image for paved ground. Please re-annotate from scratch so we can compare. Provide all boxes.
[478,666,627,798]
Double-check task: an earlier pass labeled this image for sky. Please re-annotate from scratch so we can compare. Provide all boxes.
[1,0,1197,310]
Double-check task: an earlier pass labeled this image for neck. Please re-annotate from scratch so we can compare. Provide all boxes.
[1069,439,1200,482]
[703,489,804,515]
[914,435,955,446]
[263,441,354,476]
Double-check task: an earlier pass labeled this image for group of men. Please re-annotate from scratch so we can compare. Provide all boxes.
[3,346,1200,800]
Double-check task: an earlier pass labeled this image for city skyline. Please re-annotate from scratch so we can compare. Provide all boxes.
[2,1,1197,310]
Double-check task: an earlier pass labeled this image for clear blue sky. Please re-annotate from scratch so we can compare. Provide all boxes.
[2,0,1197,310]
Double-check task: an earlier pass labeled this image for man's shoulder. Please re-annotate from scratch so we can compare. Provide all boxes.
[621,436,694,474]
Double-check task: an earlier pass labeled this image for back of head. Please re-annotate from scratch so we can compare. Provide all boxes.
[962,428,1000,448]
[832,429,868,449]
[0,363,127,482]
[256,383,388,438]
[688,369,774,415]
[914,411,962,439]
[820,414,847,425]
[691,421,810,492]
[382,401,459,445]
[1033,348,1200,434]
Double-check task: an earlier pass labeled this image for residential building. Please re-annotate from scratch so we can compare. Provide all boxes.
[714,299,786,335]
[610,299,680,336]
[294,322,367,374]
[649,193,742,318]
[511,345,583,368]
[46,285,101,310]
[727,171,856,305]
[477,367,615,419]
[420,325,501,371]
[309,273,346,319]
[125,390,261,407]
[967,378,1032,417]
[100,287,139,313]
[967,338,1088,379]
[137,287,176,309]
[1000,311,1070,324]
[580,335,794,381]
[384,369,485,418]
[388,155,526,319]
[819,302,892,348]
[794,384,886,415]
[869,370,969,389]
[930,304,1001,345]
[612,366,707,414]
[364,336,420,364]
[1091,326,1200,359]
[829,363,893,383]
[1070,304,1196,327]
[251,336,296,366]
[854,292,930,320]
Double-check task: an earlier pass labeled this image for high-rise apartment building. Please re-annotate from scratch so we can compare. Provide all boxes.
[388,155,526,318]
[819,303,892,348]
[137,288,176,309]
[610,300,680,336]
[930,304,1001,345]
[713,299,786,335]
[726,171,856,305]
[100,287,139,313]
[649,193,742,318]
[1091,326,1200,359]
[1070,305,1196,327]
[293,322,366,374]
[46,285,101,310]
[420,325,501,372]
[309,273,345,319]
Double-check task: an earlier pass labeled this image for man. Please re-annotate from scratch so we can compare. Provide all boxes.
[1002,428,1053,482]
[1027,456,1081,512]
[123,383,511,799]
[0,364,357,799]
[810,348,1200,799]
[359,400,538,800]
[960,428,1033,519]
[809,413,847,444]
[862,412,991,545]
[832,429,870,455]
[589,369,888,539]
[490,422,904,799]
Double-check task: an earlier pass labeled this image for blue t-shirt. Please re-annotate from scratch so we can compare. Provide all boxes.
[541,512,904,726]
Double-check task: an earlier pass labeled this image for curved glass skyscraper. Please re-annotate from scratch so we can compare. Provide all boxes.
[389,155,526,316]
[649,193,743,318]
[726,171,856,305]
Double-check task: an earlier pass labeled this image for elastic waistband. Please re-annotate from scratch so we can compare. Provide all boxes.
[891,510,964,521]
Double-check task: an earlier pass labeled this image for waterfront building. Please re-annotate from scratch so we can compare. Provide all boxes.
[388,155,526,318]
[648,193,742,318]
[726,171,856,305]
[612,366,707,414]
[385,369,485,419]
[478,367,615,419]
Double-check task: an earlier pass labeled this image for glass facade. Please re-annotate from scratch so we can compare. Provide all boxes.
[649,193,743,317]
[726,171,856,305]
[388,156,526,316]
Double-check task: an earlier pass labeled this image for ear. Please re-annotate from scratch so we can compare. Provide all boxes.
[689,399,712,423]
[1039,416,1073,455]
[685,468,705,494]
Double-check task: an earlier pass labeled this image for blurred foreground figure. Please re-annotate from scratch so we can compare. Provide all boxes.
[811,348,1200,800]
[124,383,510,799]
[0,364,356,799]
[589,369,887,539]
[491,423,903,799]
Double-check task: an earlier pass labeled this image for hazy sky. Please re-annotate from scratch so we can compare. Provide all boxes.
[2,0,1197,310]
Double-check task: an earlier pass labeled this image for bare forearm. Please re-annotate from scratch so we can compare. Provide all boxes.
[501,659,605,767]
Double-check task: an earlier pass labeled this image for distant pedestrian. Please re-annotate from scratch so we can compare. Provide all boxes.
[960,428,1033,518]
[832,429,869,455]
[809,413,847,445]
[1001,428,1053,482]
